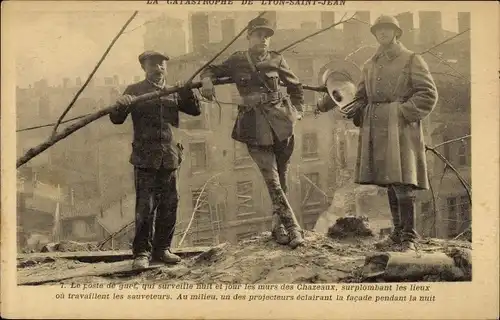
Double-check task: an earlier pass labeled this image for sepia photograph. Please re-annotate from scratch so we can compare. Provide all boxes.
[13,7,473,286]
[2,1,498,319]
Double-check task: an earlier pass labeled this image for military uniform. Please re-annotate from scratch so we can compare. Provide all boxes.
[348,16,438,251]
[200,18,305,248]
[110,51,201,260]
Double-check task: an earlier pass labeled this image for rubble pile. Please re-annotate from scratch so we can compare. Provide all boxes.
[327,215,375,239]
[19,227,473,285]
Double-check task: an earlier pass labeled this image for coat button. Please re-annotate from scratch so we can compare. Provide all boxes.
[379,65,383,68]
[377,77,381,81]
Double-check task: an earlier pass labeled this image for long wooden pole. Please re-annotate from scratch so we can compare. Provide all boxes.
[16,79,326,168]
[51,11,139,138]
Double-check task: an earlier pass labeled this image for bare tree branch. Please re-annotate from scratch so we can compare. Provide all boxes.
[433,135,471,149]
[50,11,139,138]
[277,12,353,53]
[186,11,267,84]
[17,114,90,132]
[16,77,327,168]
[177,172,222,247]
[419,28,471,55]
[425,145,471,202]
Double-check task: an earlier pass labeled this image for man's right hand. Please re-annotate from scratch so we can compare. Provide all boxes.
[200,77,214,100]
[116,94,134,107]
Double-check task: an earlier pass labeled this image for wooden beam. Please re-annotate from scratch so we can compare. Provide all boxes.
[17,246,211,263]
[18,260,165,286]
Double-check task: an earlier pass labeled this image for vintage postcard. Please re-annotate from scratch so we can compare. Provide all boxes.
[1,0,498,319]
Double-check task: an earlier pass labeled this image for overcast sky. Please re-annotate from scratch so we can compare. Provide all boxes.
[13,9,460,88]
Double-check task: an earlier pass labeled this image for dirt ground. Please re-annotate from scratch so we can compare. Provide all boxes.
[17,231,472,285]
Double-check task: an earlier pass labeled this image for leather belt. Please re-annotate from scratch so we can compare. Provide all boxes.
[370,100,393,106]
[243,91,285,106]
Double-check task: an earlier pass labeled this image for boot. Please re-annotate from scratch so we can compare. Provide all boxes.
[398,191,418,252]
[288,229,305,249]
[271,214,290,245]
[152,249,181,264]
[132,255,150,269]
[374,187,402,250]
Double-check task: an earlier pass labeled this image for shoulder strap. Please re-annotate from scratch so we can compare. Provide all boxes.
[245,51,272,92]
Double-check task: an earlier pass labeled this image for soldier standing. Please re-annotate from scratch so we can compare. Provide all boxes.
[110,51,201,268]
[199,17,305,248]
[343,15,438,251]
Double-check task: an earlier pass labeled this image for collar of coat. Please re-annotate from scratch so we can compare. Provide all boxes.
[372,42,407,62]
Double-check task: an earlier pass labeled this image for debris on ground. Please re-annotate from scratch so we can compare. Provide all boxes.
[41,241,100,253]
[327,215,375,239]
[17,230,472,285]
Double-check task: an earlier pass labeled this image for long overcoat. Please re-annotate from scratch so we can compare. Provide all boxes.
[352,43,438,190]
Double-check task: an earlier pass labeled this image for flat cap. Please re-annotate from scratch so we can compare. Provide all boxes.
[138,51,170,64]
[247,17,274,36]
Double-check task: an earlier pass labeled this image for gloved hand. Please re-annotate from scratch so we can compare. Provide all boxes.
[343,101,364,119]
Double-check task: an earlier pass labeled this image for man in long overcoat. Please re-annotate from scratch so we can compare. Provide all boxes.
[110,51,201,268]
[344,15,438,251]
[199,17,305,248]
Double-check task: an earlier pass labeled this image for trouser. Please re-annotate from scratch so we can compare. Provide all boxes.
[133,166,178,258]
[246,135,301,233]
[387,184,417,241]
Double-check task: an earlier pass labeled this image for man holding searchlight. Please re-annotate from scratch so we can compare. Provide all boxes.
[110,51,201,269]
[199,17,306,248]
[343,15,438,252]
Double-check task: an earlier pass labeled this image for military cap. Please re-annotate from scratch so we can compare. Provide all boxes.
[370,15,403,38]
[247,17,275,36]
[138,51,170,64]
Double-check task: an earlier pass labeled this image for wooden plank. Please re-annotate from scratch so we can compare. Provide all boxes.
[18,261,166,286]
[17,246,211,263]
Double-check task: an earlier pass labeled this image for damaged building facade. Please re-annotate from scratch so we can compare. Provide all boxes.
[16,11,471,251]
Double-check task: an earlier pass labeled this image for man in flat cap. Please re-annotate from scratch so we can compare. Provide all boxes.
[110,51,201,269]
[199,17,306,249]
[343,15,438,252]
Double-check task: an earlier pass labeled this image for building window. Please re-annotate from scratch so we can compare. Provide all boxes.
[338,138,347,168]
[302,172,321,200]
[234,141,252,168]
[458,143,467,166]
[236,181,255,218]
[297,58,314,78]
[442,135,451,161]
[458,195,471,232]
[191,188,211,232]
[420,201,434,237]
[446,197,458,237]
[302,133,319,159]
[190,142,207,172]
[302,172,323,215]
